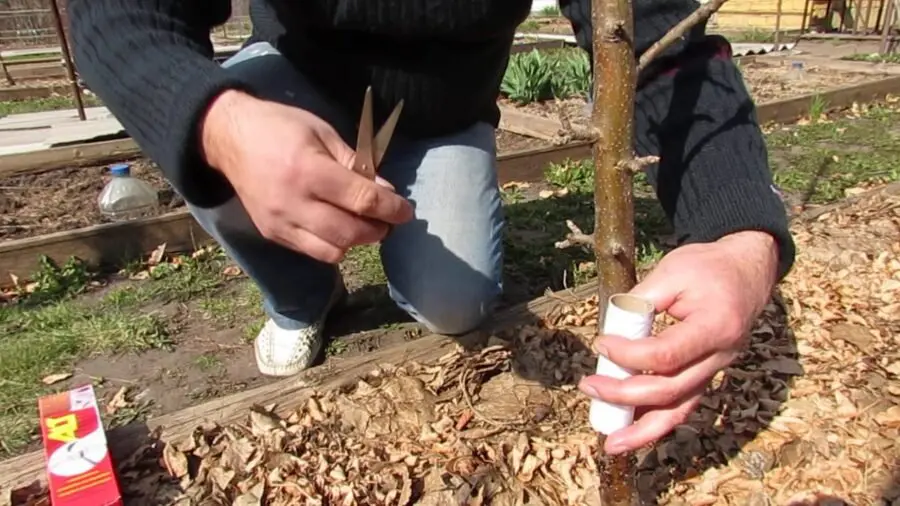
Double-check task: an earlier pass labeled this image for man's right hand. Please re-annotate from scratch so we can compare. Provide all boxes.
[199,90,414,264]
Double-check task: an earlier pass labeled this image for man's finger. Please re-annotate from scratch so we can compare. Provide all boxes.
[273,226,346,265]
[578,349,732,408]
[602,386,705,455]
[305,154,413,224]
[596,316,719,374]
[296,200,391,249]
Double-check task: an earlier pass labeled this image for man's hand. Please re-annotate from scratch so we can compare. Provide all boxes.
[199,90,414,264]
[579,230,780,455]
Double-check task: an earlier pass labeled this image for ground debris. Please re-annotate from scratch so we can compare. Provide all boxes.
[8,185,898,505]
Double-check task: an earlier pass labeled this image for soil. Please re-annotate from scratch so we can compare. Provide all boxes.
[0,131,547,242]
[738,59,888,104]
[0,158,182,240]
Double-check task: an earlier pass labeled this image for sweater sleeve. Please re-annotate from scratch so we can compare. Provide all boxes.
[68,0,256,208]
[559,0,796,281]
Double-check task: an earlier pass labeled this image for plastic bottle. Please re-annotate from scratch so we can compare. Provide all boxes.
[785,61,806,82]
[97,163,159,221]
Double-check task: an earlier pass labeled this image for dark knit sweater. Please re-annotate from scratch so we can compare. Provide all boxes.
[67,0,795,280]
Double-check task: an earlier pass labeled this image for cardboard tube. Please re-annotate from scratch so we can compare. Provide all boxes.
[589,293,655,435]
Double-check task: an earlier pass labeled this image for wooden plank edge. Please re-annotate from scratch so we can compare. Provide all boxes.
[498,105,564,141]
[0,138,142,177]
[755,74,900,125]
[0,210,212,289]
[0,279,599,493]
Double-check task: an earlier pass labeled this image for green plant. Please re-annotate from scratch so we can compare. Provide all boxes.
[24,256,91,305]
[809,94,827,122]
[502,50,555,104]
[502,49,592,104]
[551,50,591,99]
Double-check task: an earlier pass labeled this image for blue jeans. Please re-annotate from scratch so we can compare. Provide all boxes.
[187,42,505,335]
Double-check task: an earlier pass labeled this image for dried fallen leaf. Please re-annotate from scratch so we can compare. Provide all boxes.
[761,357,804,376]
[222,265,242,277]
[148,243,167,266]
[40,373,72,385]
[162,443,189,478]
[106,386,130,414]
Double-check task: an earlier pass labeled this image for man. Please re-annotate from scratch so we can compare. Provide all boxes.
[68,0,795,455]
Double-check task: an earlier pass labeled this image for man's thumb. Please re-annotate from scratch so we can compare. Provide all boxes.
[627,271,674,312]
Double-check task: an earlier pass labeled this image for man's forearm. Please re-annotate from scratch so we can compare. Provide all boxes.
[633,44,795,281]
[68,0,253,208]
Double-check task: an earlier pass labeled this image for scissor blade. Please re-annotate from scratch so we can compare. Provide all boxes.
[373,99,404,168]
[353,86,376,179]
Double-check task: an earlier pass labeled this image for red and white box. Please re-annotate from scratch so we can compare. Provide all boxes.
[38,384,123,506]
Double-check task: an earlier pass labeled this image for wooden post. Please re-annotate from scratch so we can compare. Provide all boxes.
[864,0,877,33]
[775,0,785,44]
[48,0,86,121]
[881,0,895,53]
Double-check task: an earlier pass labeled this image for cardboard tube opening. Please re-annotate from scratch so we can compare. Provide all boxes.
[609,293,655,315]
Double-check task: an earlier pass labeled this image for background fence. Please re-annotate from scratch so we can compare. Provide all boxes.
[0,0,252,50]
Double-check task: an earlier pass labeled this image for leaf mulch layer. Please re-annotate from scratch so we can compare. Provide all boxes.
[8,184,899,505]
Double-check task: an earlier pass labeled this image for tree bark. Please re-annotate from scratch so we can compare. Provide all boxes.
[590,0,639,502]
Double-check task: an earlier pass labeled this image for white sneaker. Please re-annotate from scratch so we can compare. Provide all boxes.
[253,274,346,377]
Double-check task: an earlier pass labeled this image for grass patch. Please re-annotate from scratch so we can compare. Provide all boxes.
[0,94,103,116]
[714,29,776,43]
[842,52,900,64]
[0,300,172,454]
[0,250,240,456]
[538,5,560,17]
[766,102,900,204]
[343,245,387,286]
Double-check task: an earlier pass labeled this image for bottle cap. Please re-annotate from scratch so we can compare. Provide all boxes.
[109,163,130,176]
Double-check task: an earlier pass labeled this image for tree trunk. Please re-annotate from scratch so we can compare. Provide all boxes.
[590,0,639,502]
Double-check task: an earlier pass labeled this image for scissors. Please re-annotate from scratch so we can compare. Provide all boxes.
[351,85,405,180]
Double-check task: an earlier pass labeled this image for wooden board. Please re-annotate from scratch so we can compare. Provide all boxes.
[755,75,900,124]
[498,105,564,141]
[0,138,141,177]
[0,107,121,152]
[0,85,69,102]
[0,278,598,495]
[0,211,212,285]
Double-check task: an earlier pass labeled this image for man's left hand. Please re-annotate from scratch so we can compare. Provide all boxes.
[578,230,780,455]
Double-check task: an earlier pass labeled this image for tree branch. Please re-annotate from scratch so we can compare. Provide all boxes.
[554,220,594,249]
[637,0,731,73]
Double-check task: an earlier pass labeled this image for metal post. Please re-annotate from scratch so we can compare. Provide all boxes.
[48,0,86,121]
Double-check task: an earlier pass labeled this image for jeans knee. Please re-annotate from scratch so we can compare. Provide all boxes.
[392,282,500,336]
